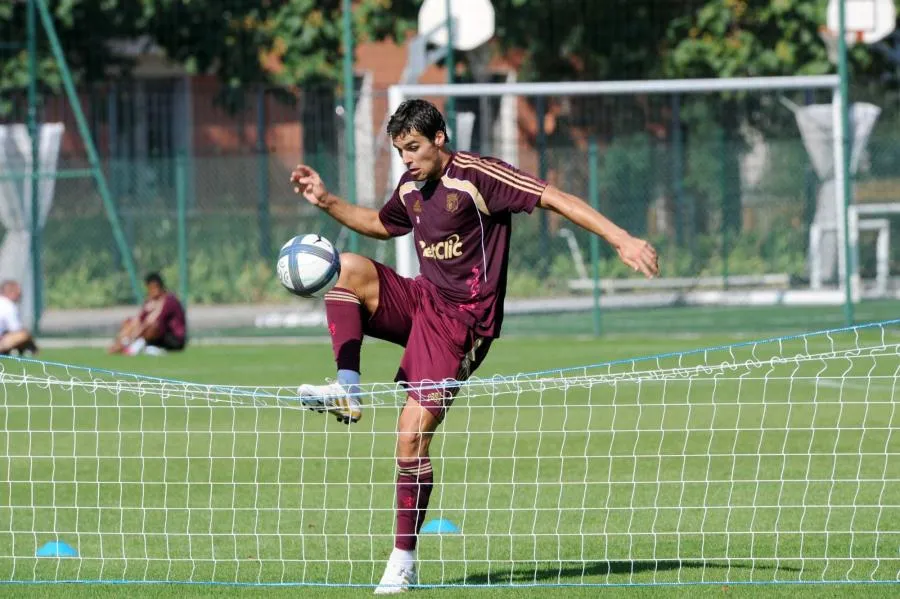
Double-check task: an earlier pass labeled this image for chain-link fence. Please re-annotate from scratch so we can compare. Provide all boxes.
[2,80,900,316]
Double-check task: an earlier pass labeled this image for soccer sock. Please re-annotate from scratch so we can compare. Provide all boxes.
[394,457,434,552]
[324,287,363,376]
[337,369,361,393]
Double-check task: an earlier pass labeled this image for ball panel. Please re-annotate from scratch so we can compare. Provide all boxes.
[275,233,340,298]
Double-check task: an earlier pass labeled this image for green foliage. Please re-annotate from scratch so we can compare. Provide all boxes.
[664,0,856,78]
[0,0,418,111]
[601,134,655,236]
[490,0,707,81]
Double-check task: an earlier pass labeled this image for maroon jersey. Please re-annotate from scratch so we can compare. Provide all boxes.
[379,151,547,338]
[139,292,187,340]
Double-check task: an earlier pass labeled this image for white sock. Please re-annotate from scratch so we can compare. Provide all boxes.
[126,338,146,355]
[389,547,416,568]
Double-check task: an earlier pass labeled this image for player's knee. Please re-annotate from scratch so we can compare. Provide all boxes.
[396,429,426,458]
[336,253,378,297]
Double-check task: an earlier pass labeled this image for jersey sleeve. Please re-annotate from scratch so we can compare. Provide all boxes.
[468,156,547,215]
[378,180,413,236]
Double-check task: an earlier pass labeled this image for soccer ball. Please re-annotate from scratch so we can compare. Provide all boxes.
[276,234,341,298]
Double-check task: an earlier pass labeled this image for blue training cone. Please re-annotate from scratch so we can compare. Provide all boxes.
[36,541,78,558]
[420,519,460,534]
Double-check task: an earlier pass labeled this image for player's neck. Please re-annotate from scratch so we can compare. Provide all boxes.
[434,149,453,178]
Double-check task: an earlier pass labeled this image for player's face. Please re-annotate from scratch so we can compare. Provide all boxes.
[146,282,163,300]
[392,130,447,181]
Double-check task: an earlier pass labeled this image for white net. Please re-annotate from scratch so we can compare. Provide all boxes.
[1,322,899,587]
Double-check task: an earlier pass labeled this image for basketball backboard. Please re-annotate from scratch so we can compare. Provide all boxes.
[826,0,896,45]
[418,0,496,52]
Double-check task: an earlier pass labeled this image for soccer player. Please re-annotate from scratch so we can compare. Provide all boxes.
[0,280,38,356]
[290,99,659,593]
[108,273,187,356]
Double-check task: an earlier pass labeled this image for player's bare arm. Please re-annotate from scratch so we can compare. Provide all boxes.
[539,184,659,278]
[291,165,392,240]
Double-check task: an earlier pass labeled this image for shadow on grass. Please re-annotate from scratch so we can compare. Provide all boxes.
[448,559,801,585]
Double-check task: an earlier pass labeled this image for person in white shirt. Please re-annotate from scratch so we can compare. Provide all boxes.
[0,280,38,356]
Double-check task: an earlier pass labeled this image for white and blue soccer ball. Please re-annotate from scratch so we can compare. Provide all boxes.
[276,234,341,298]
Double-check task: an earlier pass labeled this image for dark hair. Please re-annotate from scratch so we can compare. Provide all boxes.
[144,272,165,288]
[387,99,448,142]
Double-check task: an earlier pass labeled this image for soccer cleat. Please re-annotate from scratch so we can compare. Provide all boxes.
[373,561,417,594]
[296,382,362,424]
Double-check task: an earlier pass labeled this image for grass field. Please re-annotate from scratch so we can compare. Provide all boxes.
[1,324,899,597]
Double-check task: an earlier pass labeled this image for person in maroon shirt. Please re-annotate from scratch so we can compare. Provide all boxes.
[108,273,187,356]
[290,100,658,593]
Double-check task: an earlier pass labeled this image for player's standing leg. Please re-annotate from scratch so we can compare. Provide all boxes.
[374,400,439,594]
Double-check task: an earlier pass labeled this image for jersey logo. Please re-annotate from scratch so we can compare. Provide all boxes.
[413,198,423,214]
[419,234,463,260]
[446,192,460,212]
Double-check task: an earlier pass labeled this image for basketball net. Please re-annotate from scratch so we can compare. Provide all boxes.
[819,26,865,63]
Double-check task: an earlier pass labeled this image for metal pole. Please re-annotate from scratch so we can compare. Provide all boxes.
[342,0,359,253]
[444,0,456,140]
[256,88,271,260]
[176,151,188,307]
[719,126,729,289]
[34,0,142,303]
[837,0,855,325]
[588,137,602,337]
[671,94,685,247]
[536,96,548,275]
[27,0,42,333]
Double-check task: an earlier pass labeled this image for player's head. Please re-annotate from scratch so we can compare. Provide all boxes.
[144,272,165,300]
[0,280,21,302]
[387,99,450,181]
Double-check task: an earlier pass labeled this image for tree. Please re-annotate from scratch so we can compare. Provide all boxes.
[0,0,418,114]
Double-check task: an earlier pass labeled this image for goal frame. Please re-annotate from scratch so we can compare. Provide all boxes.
[387,75,854,297]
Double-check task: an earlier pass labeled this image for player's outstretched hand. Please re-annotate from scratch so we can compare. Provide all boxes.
[290,165,329,207]
[617,236,659,279]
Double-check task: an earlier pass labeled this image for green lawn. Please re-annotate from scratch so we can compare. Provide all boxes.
[0,327,898,596]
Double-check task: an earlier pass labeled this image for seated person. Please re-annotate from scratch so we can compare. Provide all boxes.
[0,280,38,356]
[109,273,187,355]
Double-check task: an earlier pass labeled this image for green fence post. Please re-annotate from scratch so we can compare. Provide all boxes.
[671,94,685,247]
[342,0,359,254]
[176,151,189,307]
[719,126,729,290]
[27,0,42,333]
[35,0,142,304]
[836,0,855,326]
[589,137,602,337]
[444,0,456,141]
[256,88,271,260]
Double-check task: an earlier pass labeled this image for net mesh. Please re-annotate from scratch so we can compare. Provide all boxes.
[1,321,899,586]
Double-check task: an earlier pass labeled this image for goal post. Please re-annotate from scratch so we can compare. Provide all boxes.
[1,319,899,587]
[388,75,859,305]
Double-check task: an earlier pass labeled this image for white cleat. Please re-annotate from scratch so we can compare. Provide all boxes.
[374,561,417,594]
[296,382,362,424]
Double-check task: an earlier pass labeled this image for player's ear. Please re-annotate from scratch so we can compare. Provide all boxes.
[433,130,446,148]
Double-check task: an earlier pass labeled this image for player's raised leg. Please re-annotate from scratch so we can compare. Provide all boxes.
[374,399,439,594]
[297,252,379,424]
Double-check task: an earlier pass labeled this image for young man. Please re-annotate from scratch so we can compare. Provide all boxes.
[0,280,38,356]
[108,273,187,356]
[290,99,658,593]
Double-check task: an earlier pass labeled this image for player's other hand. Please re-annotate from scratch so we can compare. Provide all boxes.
[290,165,330,207]
[616,236,659,279]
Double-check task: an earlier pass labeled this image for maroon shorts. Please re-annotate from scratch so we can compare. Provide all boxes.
[364,262,492,419]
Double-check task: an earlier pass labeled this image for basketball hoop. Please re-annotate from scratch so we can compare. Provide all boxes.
[822,0,897,63]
